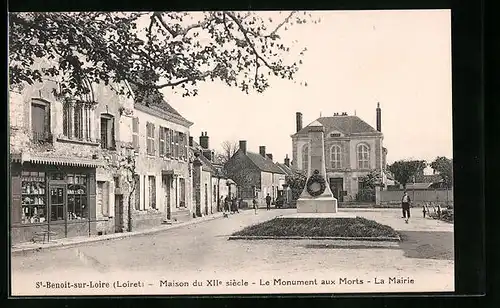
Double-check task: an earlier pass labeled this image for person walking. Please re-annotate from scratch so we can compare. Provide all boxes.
[401,191,411,223]
[224,196,229,213]
[265,193,272,211]
[252,197,258,215]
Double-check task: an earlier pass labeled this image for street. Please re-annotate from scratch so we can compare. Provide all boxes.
[11,208,454,294]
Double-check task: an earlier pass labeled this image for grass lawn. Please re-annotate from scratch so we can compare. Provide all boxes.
[232,217,399,238]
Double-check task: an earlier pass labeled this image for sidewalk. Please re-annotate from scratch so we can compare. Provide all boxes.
[11,210,245,255]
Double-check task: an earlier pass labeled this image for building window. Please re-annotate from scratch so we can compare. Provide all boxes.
[31,99,51,144]
[178,132,187,160]
[97,181,109,217]
[146,122,155,155]
[357,144,370,169]
[302,145,309,171]
[330,145,342,169]
[132,117,139,151]
[67,174,88,220]
[62,101,93,141]
[159,127,171,156]
[100,114,115,150]
[21,171,47,224]
[330,133,341,137]
[148,176,156,209]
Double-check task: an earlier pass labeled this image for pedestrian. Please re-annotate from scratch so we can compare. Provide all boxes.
[252,197,258,215]
[265,193,272,211]
[235,198,240,213]
[224,196,229,213]
[401,191,411,223]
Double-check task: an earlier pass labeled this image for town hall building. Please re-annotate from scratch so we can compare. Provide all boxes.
[291,103,388,202]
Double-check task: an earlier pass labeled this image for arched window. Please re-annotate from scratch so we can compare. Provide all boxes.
[302,144,309,171]
[330,145,341,169]
[357,144,370,169]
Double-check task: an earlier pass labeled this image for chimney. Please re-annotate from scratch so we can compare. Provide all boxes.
[239,140,247,154]
[376,102,382,132]
[189,136,193,147]
[284,154,290,167]
[296,112,303,133]
[199,132,209,149]
[266,153,273,161]
[259,146,266,157]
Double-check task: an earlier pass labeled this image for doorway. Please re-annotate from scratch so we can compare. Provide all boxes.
[204,184,208,215]
[162,175,171,220]
[114,195,124,233]
[49,185,66,238]
[329,178,344,202]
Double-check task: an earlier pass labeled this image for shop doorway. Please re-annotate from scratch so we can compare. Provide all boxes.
[49,185,66,238]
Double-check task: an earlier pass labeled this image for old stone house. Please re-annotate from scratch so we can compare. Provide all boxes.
[291,103,388,202]
[131,89,194,227]
[224,141,286,207]
[9,78,135,244]
[190,132,237,216]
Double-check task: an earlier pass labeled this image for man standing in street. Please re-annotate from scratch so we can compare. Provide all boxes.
[402,191,411,223]
[252,197,258,215]
[265,193,272,211]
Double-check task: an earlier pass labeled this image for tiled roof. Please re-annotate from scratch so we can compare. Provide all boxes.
[276,163,294,176]
[293,116,381,136]
[246,151,286,174]
[129,82,191,124]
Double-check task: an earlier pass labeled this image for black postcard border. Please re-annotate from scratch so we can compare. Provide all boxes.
[4,0,487,306]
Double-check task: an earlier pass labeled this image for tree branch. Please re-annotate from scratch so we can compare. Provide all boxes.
[266,11,296,38]
[225,12,278,71]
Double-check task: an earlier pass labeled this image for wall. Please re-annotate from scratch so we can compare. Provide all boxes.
[133,107,192,220]
[224,150,261,196]
[378,189,454,206]
[200,170,213,215]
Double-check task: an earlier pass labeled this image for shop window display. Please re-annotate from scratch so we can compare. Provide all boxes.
[21,171,47,224]
[67,174,89,220]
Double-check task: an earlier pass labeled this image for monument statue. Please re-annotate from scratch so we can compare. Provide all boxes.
[296,120,338,213]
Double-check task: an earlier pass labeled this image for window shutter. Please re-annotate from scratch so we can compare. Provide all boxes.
[88,172,97,221]
[111,118,116,150]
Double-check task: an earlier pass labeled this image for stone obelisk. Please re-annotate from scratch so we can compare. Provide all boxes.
[296,120,338,213]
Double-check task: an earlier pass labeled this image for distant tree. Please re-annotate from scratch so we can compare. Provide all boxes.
[388,160,427,189]
[430,156,453,188]
[9,11,319,101]
[214,140,239,165]
[358,170,383,190]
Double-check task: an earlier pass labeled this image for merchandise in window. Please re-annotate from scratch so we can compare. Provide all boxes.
[67,174,89,220]
[21,171,47,224]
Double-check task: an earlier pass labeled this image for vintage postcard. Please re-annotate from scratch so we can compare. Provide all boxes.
[9,10,454,296]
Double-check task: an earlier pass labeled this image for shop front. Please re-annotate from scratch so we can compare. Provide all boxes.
[10,157,100,244]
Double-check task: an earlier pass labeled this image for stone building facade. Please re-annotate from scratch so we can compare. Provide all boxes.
[9,78,135,244]
[291,104,388,202]
[131,96,194,227]
[224,141,286,207]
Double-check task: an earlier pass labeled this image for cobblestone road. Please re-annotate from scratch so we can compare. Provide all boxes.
[11,208,454,294]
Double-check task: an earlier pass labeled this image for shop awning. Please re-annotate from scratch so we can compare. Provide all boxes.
[15,153,105,168]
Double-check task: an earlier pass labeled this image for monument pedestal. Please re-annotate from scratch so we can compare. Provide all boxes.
[296,196,338,213]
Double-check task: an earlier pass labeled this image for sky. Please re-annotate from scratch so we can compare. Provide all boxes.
[160,10,452,165]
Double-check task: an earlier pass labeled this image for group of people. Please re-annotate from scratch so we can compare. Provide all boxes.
[220,193,275,215]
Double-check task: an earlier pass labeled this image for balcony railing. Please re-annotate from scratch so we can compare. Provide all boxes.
[32,131,53,144]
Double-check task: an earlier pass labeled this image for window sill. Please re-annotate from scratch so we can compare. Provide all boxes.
[57,137,100,146]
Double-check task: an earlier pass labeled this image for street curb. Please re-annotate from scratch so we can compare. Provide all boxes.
[11,213,226,256]
[227,235,401,242]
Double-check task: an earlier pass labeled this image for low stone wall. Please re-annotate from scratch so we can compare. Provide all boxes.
[96,219,115,235]
[131,211,165,231]
[171,209,192,223]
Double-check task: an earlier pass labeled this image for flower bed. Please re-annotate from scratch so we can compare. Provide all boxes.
[231,217,399,238]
